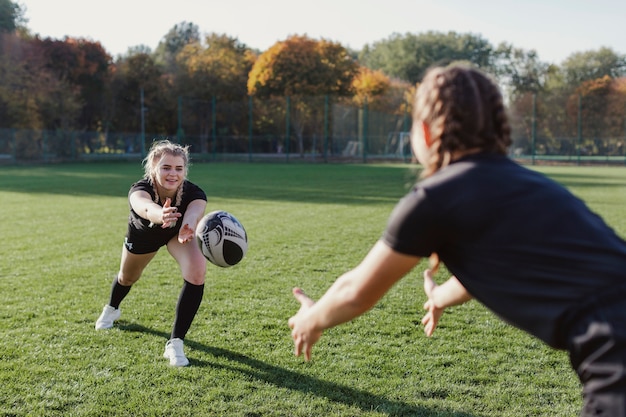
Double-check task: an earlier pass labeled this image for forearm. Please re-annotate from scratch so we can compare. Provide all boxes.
[142,203,166,224]
[182,200,206,228]
[305,270,376,331]
[431,276,472,309]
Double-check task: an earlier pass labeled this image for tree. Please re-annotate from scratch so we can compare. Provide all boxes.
[494,43,549,97]
[154,21,200,73]
[0,0,24,33]
[561,47,626,87]
[0,33,82,158]
[568,76,626,155]
[359,31,496,84]
[109,52,174,139]
[35,36,111,133]
[248,35,359,155]
[248,35,357,97]
[174,33,254,150]
[350,67,390,109]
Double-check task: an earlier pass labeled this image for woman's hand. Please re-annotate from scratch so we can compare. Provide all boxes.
[288,288,321,362]
[178,223,195,243]
[161,197,181,228]
[421,269,445,337]
[421,271,472,337]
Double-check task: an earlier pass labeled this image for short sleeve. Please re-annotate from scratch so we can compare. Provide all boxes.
[382,186,445,257]
[183,181,207,203]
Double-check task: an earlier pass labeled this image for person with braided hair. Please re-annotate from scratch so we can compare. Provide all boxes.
[289,64,626,415]
[95,139,208,367]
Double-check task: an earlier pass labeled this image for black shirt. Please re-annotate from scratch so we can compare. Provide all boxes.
[383,153,626,348]
[128,178,207,238]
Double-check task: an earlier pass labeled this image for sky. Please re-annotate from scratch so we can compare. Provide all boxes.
[19,0,626,65]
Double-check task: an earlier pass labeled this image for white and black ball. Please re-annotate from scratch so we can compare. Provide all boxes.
[196,211,248,267]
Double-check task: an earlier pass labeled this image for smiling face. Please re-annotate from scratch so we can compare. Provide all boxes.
[153,153,186,198]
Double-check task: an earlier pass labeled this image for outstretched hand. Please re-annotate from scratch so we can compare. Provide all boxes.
[161,197,181,229]
[421,269,444,337]
[288,288,321,361]
[178,223,195,243]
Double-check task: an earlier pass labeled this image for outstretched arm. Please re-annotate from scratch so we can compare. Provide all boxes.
[421,272,472,337]
[178,199,207,243]
[129,192,181,227]
[288,240,421,361]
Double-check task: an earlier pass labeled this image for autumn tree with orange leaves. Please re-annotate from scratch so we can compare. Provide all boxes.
[248,35,359,155]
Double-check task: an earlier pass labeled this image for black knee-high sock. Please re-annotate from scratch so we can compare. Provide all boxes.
[171,280,205,340]
[109,275,132,309]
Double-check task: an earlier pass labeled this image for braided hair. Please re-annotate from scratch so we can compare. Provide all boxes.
[142,139,190,207]
[413,64,511,178]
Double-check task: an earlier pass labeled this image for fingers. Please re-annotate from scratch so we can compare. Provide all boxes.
[161,199,181,228]
[292,287,315,308]
[289,288,316,361]
[290,329,313,362]
[178,224,194,243]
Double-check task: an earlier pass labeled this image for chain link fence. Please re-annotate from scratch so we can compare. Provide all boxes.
[1,93,624,165]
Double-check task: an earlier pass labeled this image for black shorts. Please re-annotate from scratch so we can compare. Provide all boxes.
[124,224,178,254]
[566,287,626,416]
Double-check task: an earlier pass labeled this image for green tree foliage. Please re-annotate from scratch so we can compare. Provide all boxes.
[154,21,200,73]
[109,52,174,136]
[359,31,495,84]
[0,0,24,33]
[174,33,254,148]
[561,47,626,87]
[177,33,253,101]
[495,44,549,96]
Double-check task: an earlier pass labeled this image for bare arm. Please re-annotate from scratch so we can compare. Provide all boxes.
[288,240,421,361]
[129,191,181,227]
[177,199,207,243]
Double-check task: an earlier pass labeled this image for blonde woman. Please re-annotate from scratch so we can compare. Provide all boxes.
[96,140,207,367]
[289,65,626,416]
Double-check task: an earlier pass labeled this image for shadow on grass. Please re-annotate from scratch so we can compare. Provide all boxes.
[119,322,478,417]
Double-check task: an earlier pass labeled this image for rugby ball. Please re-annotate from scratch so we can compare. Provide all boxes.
[196,211,248,267]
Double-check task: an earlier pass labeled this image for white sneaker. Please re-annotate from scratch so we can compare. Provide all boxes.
[163,338,189,367]
[95,305,121,330]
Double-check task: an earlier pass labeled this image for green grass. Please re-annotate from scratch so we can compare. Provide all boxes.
[1,161,625,416]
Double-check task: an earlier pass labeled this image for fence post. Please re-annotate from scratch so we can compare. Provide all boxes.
[323,95,329,163]
[140,88,146,157]
[531,93,536,165]
[11,128,16,160]
[285,96,290,162]
[212,96,217,161]
[577,94,582,166]
[248,95,253,162]
[362,97,368,163]
[402,103,409,162]
[42,130,47,161]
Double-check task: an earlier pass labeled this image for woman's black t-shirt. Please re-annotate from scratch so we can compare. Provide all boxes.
[124,178,207,254]
[383,153,626,348]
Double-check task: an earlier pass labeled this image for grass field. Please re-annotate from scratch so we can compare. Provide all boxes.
[1,161,625,416]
